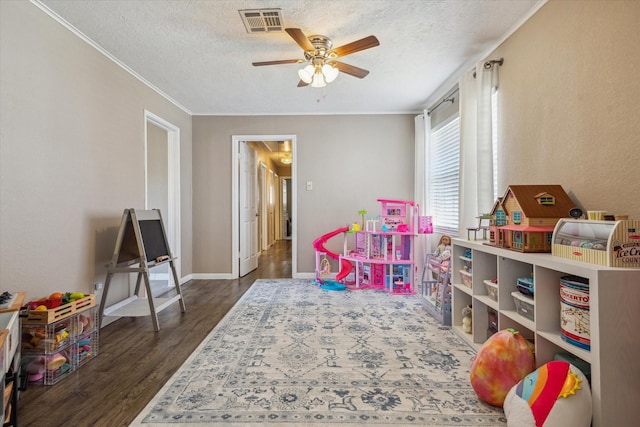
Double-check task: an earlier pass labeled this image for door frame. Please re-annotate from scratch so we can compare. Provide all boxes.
[231,135,297,279]
[144,110,181,281]
[259,162,268,251]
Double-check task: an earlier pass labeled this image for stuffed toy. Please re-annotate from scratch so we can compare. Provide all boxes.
[503,360,592,427]
[470,328,536,407]
[462,305,472,333]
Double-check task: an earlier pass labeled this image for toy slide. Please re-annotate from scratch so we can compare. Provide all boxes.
[313,226,353,282]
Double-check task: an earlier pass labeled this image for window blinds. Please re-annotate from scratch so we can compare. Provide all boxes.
[429,116,460,235]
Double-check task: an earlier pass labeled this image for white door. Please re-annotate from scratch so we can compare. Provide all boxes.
[239,141,259,276]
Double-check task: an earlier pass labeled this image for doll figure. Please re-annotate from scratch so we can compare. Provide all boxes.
[433,235,452,261]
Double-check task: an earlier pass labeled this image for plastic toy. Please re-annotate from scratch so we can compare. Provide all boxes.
[358,210,367,229]
[25,357,45,382]
[314,199,425,294]
[313,226,353,286]
[319,280,347,291]
[503,361,592,427]
[470,328,536,407]
[46,353,67,370]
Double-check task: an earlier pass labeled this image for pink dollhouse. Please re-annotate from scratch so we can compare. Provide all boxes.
[486,185,575,253]
[314,199,432,295]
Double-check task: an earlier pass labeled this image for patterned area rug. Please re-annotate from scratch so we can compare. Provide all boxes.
[130,279,506,426]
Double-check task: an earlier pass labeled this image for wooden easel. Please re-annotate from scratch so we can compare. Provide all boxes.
[99,209,186,332]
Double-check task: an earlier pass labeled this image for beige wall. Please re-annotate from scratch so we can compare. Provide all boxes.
[0,2,193,304]
[491,0,640,218]
[192,115,415,274]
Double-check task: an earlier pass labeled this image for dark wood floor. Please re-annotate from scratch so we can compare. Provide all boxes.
[17,240,292,427]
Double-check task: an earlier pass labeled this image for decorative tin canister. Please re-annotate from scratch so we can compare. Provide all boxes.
[560,275,590,350]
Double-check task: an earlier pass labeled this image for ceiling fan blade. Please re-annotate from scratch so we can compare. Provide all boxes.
[252,59,302,66]
[334,61,370,79]
[329,35,379,58]
[297,80,309,87]
[285,28,315,52]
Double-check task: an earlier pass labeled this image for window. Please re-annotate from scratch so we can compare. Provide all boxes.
[513,211,522,224]
[428,115,460,235]
[496,210,507,226]
[537,194,555,205]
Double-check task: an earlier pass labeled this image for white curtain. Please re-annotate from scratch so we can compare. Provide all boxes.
[459,60,499,233]
[459,70,478,235]
[414,113,428,275]
[414,113,426,214]
[476,60,499,215]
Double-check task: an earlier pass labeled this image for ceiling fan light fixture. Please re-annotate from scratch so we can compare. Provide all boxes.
[322,63,339,83]
[253,28,379,88]
[311,71,326,88]
[298,64,314,84]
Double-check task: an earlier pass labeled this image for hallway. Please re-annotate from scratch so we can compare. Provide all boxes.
[249,238,292,279]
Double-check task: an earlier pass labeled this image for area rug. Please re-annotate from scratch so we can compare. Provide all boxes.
[130,279,506,426]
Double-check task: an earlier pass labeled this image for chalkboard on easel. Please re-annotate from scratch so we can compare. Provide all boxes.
[115,209,171,265]
[102,208,185,332]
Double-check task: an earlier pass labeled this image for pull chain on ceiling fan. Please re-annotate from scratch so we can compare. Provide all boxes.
[252,28,380,88]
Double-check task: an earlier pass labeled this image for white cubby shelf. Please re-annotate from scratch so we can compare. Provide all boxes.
[451,237,640,427]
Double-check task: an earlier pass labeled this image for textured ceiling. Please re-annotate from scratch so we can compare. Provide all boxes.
[37,0,542,115]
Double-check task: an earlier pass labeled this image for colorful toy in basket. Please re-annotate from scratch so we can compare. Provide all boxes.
[26,291,87,310]
[504,360,592,427]
[470,328,536,407]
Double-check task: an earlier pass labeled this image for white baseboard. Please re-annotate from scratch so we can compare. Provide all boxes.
[191,273,234,280]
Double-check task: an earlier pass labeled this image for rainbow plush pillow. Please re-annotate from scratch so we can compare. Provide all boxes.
[503,361,592,427]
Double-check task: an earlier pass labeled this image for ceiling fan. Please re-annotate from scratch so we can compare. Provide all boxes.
[252,28,380,88]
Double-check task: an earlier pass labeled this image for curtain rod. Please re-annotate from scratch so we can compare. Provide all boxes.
[473,57,504,78]
[427,88,459,115]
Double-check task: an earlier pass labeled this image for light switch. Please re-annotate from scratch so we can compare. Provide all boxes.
[306,181,313,191]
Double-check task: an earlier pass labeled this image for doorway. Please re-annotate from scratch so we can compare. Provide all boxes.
[231,135,296,279]
[144,110,181,295]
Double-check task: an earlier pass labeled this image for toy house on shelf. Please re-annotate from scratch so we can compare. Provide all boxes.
[486,185,575,253]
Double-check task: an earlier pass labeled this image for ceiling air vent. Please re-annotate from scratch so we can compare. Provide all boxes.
[239,8,284,33]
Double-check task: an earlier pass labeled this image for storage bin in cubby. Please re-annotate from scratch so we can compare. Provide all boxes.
[460,270,472,288]
[483,279,498,301]
[22,346,74,386]
[75,330,98,368]
[487,307,498,338]
[511,291,535,321]
[76,305,98,336]
[22,316,78,354]
[459,256,472,273]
